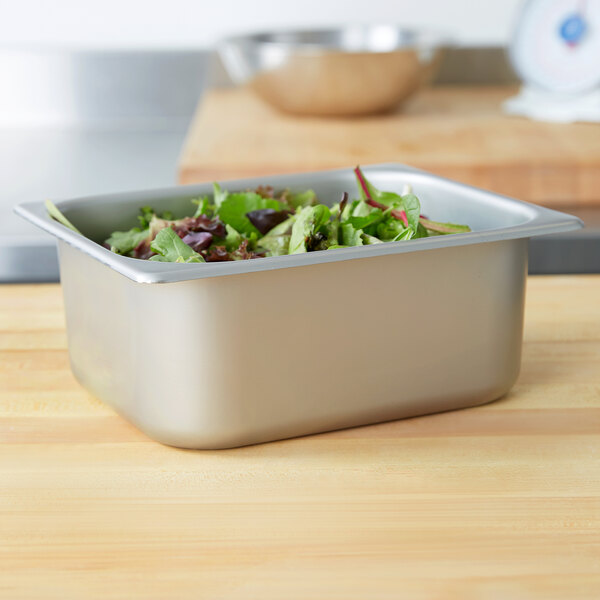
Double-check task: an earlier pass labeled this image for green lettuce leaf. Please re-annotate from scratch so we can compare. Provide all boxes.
[106,228,149,255]
[289,205,331,254]
[341,223,364,247]
[420,218,471,235]
[288,189,317,209]
[399,193,421,233]
[137,206,155,228]
[349,200,371,218]
[376,218,406,241]
[340,199,357,222]
[326,220,340,247]
[257,215,295,256]
[258,234,290,256]
[149,228,204,263]
[393,228,414,241]
[362,233,383,244]
[137,206,176,226]
[355,168,382,203]
[415,222,429,238]
[261,215,295,237]
[192,196,211,217]
[45,200,82,234]
[345,202,385,230]
[368,189,420,232]
[217,192,281,236]
[213,183,228,210]
[224,224,242,251]
[354,167,421,234]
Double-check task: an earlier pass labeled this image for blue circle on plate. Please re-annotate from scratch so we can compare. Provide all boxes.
[559,13,587,44]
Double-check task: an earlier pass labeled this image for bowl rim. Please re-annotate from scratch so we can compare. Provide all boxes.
[219,25,450,55]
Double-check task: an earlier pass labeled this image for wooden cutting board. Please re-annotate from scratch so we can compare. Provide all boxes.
[1,276,600,599]
[179,86,600,206]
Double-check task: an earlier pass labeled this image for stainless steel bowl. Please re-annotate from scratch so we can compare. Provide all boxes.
[218,26,444,116]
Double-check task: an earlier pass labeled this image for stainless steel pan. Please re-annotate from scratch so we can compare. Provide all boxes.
[15,164,582,448]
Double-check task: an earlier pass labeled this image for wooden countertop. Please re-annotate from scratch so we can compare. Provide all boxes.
[1,277,599,599]
[178,86,600,206]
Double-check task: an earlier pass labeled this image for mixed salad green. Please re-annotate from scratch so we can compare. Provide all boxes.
[48,166,471,263]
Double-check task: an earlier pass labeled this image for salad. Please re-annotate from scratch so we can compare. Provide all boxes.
[48,166,471,264]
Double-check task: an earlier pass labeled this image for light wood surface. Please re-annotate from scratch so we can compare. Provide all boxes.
[1,277,599,599]
[178,86,600,206]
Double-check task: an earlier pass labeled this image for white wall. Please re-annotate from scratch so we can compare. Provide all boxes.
[0,0,523,49]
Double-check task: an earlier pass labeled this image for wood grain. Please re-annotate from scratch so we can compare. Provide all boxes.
[1,277,600,599]
[178,86,600,205]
